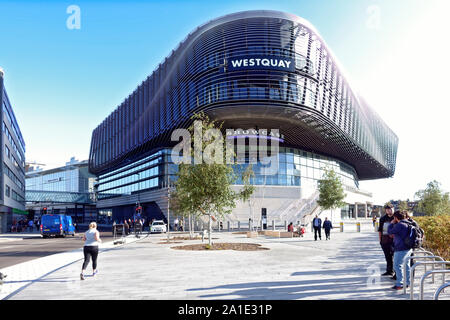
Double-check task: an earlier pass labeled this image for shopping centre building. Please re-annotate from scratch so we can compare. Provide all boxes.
[88,10,398,227]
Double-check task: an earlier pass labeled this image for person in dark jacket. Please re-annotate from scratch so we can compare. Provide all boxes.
[378,204,395,277]
[388,210,413,290]
[322,217,333,240]
[312,215,322,241]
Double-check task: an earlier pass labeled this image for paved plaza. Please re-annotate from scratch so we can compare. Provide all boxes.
[1,228,447,300]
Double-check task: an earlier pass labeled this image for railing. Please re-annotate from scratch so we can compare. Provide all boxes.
[420,270,450,300]
[403,250,440,295]
[403,247,450,300]
[409,260,447,300]
[434,282,450,300]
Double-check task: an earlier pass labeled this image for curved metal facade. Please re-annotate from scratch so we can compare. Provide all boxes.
[89,10,398,180]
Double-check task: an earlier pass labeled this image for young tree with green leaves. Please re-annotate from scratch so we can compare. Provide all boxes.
[415,180,450,216]
[170,113,255,245]
[317,168,346,220]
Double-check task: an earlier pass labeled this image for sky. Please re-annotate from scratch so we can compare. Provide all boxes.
[0,0,449,204]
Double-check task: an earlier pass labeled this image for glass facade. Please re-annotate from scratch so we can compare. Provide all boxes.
[26,161,96,193]
[231,147,358,188]
[96,150,165,200]
[97,145,358,201]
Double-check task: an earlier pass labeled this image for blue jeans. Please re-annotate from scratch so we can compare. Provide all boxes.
[393,249,412,287]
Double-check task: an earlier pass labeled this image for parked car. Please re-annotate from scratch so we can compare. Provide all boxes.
[150,220,167,233]
[40,214,76,238]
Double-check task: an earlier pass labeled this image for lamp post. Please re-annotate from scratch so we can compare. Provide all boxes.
[134,172,142,238]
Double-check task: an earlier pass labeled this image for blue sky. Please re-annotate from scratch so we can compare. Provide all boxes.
[0,0,449,203]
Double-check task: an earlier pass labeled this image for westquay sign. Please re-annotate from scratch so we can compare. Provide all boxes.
[226,55,295,72]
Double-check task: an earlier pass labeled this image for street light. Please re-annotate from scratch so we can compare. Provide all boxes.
[134,172,141,238]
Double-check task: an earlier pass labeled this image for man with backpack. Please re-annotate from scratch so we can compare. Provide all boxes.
[387,211,414,290]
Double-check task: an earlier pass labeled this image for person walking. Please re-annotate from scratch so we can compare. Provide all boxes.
[80,222,102,280]
[378,203,395,278]
[312,215,322,241]
[174,217,179,231]
[28,220,34,232]
[388,211,413,290]
[287,222,294,233]
[322,217,333,240]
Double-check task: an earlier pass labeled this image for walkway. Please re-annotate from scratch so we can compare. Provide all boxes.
[1,230,447,300]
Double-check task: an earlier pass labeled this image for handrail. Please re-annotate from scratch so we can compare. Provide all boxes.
[405,256,444,296]
[434,282,450,300]
[409,261,449,300]
[403,251,440,295]
[420,270,450,300]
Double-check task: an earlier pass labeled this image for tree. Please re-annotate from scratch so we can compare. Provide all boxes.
[317,168,346,220]
[171,113,255,245]
[415,180,450,216]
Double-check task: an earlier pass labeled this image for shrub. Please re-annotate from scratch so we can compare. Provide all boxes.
[415,215,450,261]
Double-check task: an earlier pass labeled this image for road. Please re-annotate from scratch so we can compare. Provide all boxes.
[0,232,114,269]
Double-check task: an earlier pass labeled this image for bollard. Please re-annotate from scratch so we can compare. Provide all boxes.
[261,220,263,231]
[227,221,230,232]
[238,221,240,231]
[272,220,275,231]
[284,221,287,230]
[356,222,361,232]
[340,222,344,232]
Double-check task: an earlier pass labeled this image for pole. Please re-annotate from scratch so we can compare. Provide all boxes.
[167,189,170,242]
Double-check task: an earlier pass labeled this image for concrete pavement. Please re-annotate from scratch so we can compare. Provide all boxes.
[1,229,448,300]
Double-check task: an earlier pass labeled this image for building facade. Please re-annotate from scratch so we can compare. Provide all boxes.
[88,11,398,226]
[26,158,97,224]
[0,68,27,233]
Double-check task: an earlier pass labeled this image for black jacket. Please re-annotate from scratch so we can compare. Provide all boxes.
[312,218,322,228]
[323,220,333,230]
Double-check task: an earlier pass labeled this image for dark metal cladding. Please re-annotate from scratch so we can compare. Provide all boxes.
[88,10,398,180]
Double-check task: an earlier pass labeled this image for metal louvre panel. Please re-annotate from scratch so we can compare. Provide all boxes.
[88,11,398,180]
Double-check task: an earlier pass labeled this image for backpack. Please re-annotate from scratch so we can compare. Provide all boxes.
[403,220,424,249]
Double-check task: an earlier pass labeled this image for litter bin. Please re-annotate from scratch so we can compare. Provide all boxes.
[356,222,361,232]
[340,222,344,232]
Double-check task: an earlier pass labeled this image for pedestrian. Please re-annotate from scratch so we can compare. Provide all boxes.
[312,215,322,241]
[174,217,179,231]
[34,219,40,232]
[388,211,412,290]
[322,217,333,240]
[28,220,34,232]
[124,220,129,235]
[80,222,102,280]
[372,215,377,227]
[378,203,395,279]
[287,222,294,233]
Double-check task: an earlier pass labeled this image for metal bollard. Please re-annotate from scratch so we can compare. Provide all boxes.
[227,221,230,232]
[238,221,240,231]
[284,221,287,230]
[356,222,361,232]
[340,222,344,232]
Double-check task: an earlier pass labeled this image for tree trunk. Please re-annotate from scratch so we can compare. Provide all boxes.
[189,214,194,239]
[208,214,212,246]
